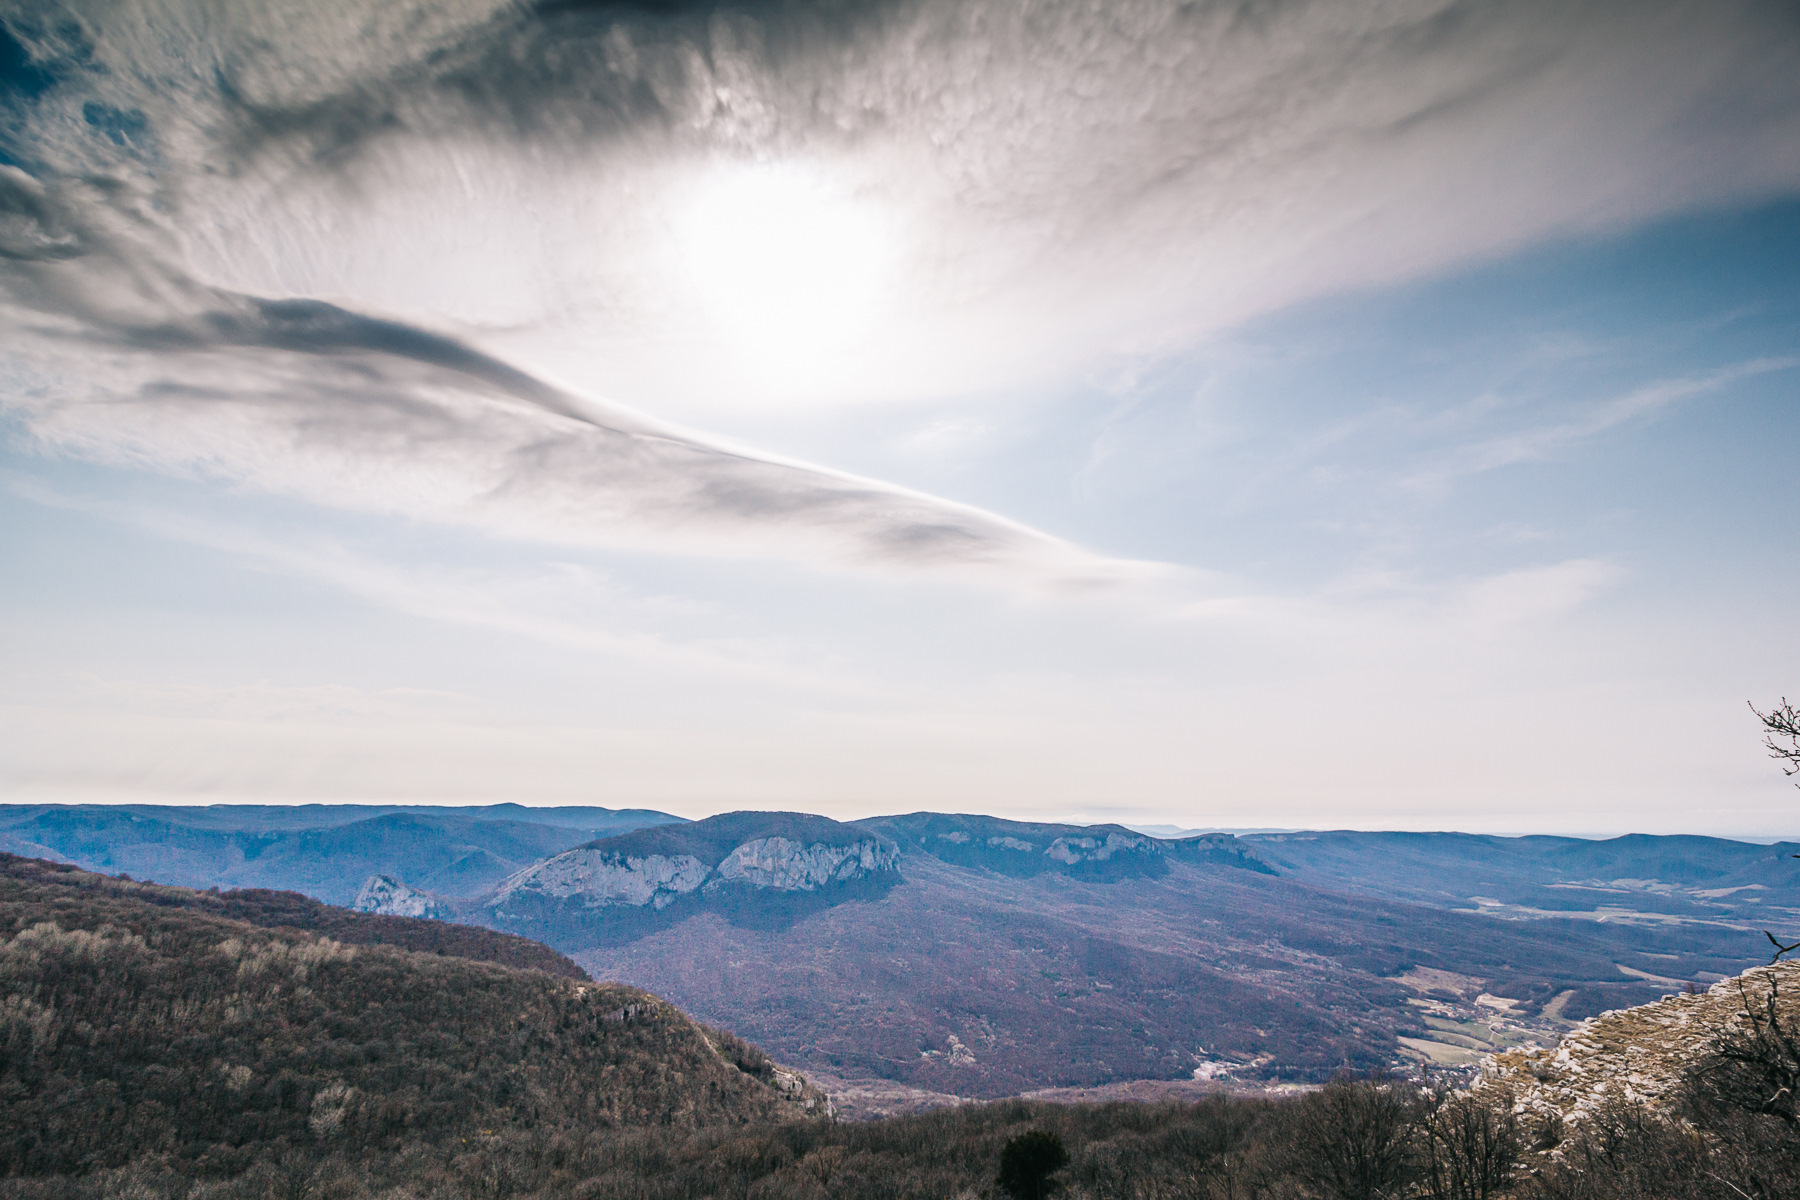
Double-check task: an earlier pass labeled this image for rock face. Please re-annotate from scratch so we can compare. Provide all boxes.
[482,812,902,941]
[352,874,452,919]
[495,849,711,910]
[1045,833,1153,865]
[712,837,898,891]
[1479,959,1800,1130]
[856,812,1276,881]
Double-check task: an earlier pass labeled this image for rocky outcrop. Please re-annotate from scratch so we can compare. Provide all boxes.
[1045,832,1153,864]
[483,813,902,926]
[1479,960,1800,1131]
[490,850,710,911]
[931,829,1159,863]
[858,813,1275,880]
[711,836,898,891]
[351,874,452,919]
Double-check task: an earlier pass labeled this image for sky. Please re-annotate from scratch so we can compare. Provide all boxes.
[1,0,1798,836]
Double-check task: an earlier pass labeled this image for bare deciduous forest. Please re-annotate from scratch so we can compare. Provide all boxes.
[3,855,1797,1200]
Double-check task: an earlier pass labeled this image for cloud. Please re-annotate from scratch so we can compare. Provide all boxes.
[1,0,1797,578]
[22,0,1782,401]
[1409,358,1800,489]
[1450,558,1621,631]
[0,173,1141,585]
[8,465,995,697]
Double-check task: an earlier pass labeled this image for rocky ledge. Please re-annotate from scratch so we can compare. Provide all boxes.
[1478,959,1800,1131]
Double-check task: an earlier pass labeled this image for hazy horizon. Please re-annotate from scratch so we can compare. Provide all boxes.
[4,798,1797,845]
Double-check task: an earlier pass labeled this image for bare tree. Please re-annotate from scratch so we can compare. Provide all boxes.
[1750,698,1800,785]
[1689,971,1800,1132]
[1523,1099,1711,1200]
[1286,1077,1422,1200]
[1676,970,1800,1199]
[1749,699,1800,961]
[1418,1088,1522,1200]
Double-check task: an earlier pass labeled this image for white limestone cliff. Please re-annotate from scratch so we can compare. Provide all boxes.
[1045,832,1152,864]
[352,874,451,919]
[487,834,898,912]
[1478,959,1800,1133]
[489,850,709,910]
[709,837,898,892]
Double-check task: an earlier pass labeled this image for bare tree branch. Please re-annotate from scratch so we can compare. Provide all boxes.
[1749,700,1800,962]
[1750,698,1800,786]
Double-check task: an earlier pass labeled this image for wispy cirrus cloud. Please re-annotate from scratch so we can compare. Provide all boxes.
[1403,358,1800,492]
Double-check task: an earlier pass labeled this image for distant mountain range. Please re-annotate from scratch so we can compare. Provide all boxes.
[545,813,1791,1098]
[1242,829,1800,931]
[0,803,680,904]
[8,802,1796,1101]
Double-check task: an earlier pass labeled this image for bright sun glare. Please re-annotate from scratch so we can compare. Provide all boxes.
[676,165,893,388]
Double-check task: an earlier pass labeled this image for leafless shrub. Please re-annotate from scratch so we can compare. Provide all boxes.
[1282,1077,1422,1200]
[1688,972,1800,1132]
[1417,1087,1521,1200]
[1522,1099,1709,1200]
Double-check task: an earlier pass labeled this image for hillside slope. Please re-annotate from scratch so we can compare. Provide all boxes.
[0,853,588,977]
[1246,830,1800,932]
[0,803,684,903]
[1482,958,1800,1130]
[482,812,901,946]
[567,818,1774,1097]
[0,856,823,1185]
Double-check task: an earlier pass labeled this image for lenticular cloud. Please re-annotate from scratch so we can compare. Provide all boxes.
[0,204,1121,582]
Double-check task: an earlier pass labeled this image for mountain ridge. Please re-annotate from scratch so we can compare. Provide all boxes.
[9,805,1791,1101]
[0,803,685,904]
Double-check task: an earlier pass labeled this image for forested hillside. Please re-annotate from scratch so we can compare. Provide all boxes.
[2,856,1795,1199]
[0,854,587,977]
[0,856,823,1192]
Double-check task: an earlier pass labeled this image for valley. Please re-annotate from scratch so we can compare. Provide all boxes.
[1243,830,1800,937]
[4,802,1791,1105]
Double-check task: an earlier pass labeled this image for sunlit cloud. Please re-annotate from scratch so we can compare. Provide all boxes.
[3,0,1797,586]
[0,257,1146,586]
